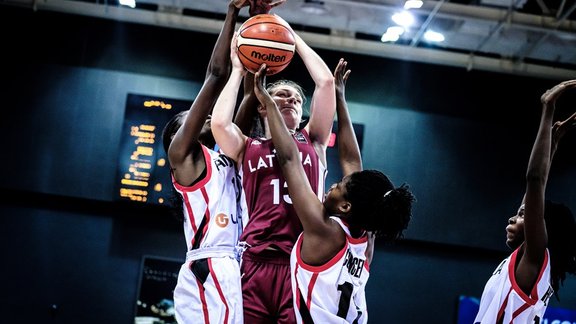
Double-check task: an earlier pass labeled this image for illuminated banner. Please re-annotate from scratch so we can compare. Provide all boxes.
[116,94,191,205]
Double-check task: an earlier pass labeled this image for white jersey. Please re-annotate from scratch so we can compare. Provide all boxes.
[290,217,369,324]
[172,145,244,324]
[474,246,553,324]
[173,145,243,253]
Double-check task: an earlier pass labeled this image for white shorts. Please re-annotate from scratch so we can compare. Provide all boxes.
[173,253,243,324]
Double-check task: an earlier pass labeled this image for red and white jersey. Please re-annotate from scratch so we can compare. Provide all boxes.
[173,145,244,253]
[474,247,553,324]
[239,129,326,255]
[291,217,370,324]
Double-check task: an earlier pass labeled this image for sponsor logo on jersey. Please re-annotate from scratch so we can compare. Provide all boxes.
[215,213,229,228]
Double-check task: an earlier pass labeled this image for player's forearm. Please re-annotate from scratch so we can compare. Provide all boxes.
[206,3,239,79]
[336,96,362,174]
[211,68,245,159]
[294,33,332,86]
[266,97,300,167]
[525,102,554,184]
[234,73,259,136]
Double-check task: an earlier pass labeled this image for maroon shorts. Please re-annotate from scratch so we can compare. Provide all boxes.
[241,249,295,324]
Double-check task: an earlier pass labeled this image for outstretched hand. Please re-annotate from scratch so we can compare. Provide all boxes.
[544,79,576,158]
[232,0,250,9]
[334,58,351,95]
[552,111,576,154]
[253,64,275,109]
[230,33,245,71]
[541,79,576,106]
[249,0,286,16]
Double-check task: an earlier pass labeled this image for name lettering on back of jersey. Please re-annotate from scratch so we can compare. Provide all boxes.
[247,151,312,172]
[541,285,554,306]
[214,154,235,172]
[343,249,365,278]
[493,259,507,276]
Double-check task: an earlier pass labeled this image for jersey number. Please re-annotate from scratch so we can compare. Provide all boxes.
[270,178,292,204]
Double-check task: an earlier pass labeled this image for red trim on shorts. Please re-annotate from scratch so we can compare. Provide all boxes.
[209,258,229,324]
[197,276,210,323]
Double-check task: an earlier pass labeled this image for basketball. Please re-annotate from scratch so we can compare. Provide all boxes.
[237,14,296,75]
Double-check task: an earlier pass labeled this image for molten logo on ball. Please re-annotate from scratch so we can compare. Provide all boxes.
[250,51,287,63]
[237,14,295,75]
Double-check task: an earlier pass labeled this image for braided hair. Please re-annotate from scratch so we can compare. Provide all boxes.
[544,200,576,300]
[344,170,415,243]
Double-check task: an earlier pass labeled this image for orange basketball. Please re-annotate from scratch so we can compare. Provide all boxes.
[237,14,296,75]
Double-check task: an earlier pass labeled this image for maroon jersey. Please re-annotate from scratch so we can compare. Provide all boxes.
[239,129,326,255]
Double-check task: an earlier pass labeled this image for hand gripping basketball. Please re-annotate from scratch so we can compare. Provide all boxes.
[236,14,296,75]
[248,0,286,16]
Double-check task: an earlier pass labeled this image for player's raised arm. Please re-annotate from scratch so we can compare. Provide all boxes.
[253,64,342,261]
[211,34,249,163]
[234,71,262,137]
[334,58,362,176]
[518,79,576,292]
[166,0,245,185]
[294,33,336,164]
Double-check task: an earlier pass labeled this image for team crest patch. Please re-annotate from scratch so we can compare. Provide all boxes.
[294,132,308,143]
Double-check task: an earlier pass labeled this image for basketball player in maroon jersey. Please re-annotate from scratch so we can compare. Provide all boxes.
[211,31,336,323]
[253,59,415,323]
[474,80,576,323]
[160,0,284,323]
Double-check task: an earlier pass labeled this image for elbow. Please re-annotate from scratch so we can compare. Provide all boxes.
[204,73,228,92]
[210,115,227,133]
[277,153,296,168]
[206,60,230,79]
[525,168,547,185]
[317,74,335,89]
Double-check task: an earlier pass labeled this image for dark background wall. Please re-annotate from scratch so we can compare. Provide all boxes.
[1,6,575,323]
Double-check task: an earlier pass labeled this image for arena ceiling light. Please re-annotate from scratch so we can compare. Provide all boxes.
[391,11,415,27]
[119,0,136,8]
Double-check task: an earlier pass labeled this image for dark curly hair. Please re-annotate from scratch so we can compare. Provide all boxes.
[344,170,415,243]
[544,200,576,300]
[161,110,188,155]
[160,110,188,222]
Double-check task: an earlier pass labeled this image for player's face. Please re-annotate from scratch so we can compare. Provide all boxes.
[324,176,350,215]
[199,115,215,147]
[270,85,303,131]
[506,204,526,249]
[200,115,212,135]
